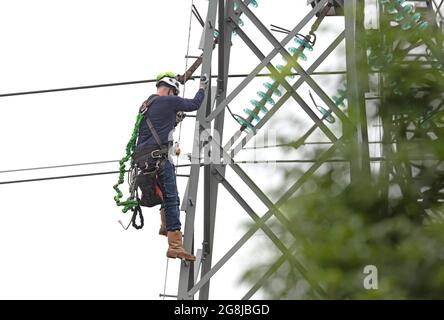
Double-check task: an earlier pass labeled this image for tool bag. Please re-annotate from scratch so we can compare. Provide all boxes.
[136,167,164,207]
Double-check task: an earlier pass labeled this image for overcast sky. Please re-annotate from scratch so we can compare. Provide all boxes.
[0,0,352,299]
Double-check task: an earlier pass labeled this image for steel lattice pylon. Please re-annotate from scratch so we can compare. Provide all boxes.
[376,0,444,218]
[173,0,444,300]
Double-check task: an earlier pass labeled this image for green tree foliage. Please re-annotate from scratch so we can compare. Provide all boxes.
[242,2,444,299]
[243,165,444,299]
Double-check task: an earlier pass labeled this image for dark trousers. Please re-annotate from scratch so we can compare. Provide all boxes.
[156,159,181,231]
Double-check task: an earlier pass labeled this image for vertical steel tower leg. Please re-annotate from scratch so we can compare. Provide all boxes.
[199,0,235,300]
[344,0,371,182]
[177,0,218,300]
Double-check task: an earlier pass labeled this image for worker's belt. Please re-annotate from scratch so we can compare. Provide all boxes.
[133,144,170,167]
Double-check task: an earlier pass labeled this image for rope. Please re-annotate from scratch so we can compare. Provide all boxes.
[162,257,170,300]
[175,0,195,173]
[161,0,195,299]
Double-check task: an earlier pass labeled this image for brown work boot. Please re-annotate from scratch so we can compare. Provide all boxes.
[159,208,167,236]
[167,230,196,261]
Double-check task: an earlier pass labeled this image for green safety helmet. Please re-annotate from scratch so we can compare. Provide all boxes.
[156,71,180,95]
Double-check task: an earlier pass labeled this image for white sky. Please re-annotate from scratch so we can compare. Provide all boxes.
[0,0,353,299]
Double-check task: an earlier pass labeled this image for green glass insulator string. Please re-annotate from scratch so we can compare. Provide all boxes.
[236,116,255,130]
[263,82,282,96]
[276,64,295,79]
[232,0,259,30]
[288,47,308,61]
[251,99,269,113]
[257,91,276,105]
[238,33,314,130]
[244,108,262,122]
[294,38,314,51]
[317,105,335,124]
[379,0,429,31]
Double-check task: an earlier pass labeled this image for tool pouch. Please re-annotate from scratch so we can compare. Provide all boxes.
[136,168,164,207]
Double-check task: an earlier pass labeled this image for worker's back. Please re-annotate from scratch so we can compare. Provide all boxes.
[136,89,205,152]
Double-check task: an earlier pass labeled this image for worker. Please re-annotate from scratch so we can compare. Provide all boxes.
[133,71,208,262]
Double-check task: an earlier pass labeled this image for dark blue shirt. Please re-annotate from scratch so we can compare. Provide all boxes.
[136,88,205,152]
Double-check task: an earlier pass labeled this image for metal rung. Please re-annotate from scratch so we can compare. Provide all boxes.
[159,293,178,298]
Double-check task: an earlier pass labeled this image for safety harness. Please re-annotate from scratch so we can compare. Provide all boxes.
[114,94,168,230]
[138,95,170,161]
[135,94,169,207]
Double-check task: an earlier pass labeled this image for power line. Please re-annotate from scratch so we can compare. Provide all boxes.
[0,170,191,185]
[234,158,385,164]
[0,160,120,174]
[0,149,391,181]
[0,72,346,98]
[240,141,386,150]
[0,79,156,98]
[0,170,120,185]
[0,141,387,174]
[0,160,193,174]
[1,158,388,185]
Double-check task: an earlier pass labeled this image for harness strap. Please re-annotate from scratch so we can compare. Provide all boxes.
[141,95,164,149]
